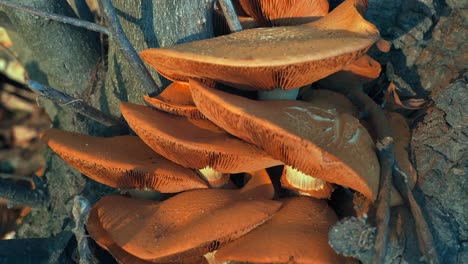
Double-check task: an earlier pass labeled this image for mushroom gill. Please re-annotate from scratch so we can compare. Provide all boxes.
[41,128,207,193]
[215,197,349,263]
[239,0,329,26]
[91,173,281,262]
[190,79,380,200]
[120,102,281,187]
[144,81,206,119]
[140,0,381,91]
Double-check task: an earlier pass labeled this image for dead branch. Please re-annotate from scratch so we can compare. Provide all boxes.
[0,0,109,34]
[27,80,125,129]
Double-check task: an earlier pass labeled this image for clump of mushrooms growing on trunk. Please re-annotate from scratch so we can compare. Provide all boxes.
[31,0,438,263]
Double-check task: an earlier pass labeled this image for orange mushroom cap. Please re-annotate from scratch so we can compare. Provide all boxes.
[41,128,207,192]
[86,203,209,264]
[215,197,349,263]
[140,0,380,91]
[120,102,281,173]
[239,0,329,26]
[144,82,206,119]
[190,79,380,200]
[92,174,281,262]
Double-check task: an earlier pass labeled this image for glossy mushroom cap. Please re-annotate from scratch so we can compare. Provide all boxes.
[120,102,281,174]
[91,179,281,262]
[144,82,206,119]
[239,0,329,26]
[190,79,380,200]
[215,197,349,263]
[41,128,207,193]
[141,0,380,91]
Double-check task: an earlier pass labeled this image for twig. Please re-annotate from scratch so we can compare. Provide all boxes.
[393,163,439,264]
[0,0,109,35]
[72,195,92,264]
[98,0,161,95]
[218,0,242,32]
[331,86,394,264]
[0,175,48,208]
[27,80,125,128]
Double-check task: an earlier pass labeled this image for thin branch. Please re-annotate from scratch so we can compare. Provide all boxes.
[72,195,92,264]
[218,0,242,32]
[98,0,161,95]
[0,176,48,208]
[27,80,125,128]
[0,0,109,35]
[332,86,394,264]
[393,163,439,264]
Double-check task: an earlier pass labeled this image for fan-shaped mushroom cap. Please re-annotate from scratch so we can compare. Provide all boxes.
[86,204,209,264]
[239,0,329,26]
[215,197,348,263]
[190,80,380,200]
[41,128,207,192]
[144,82,206,119]
[140,0,380,91]
[120,103,281,174]
[94,189,281,261]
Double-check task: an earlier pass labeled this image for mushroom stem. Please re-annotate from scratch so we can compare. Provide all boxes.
[281,165,334,199]
[199,167,231,188]
[257,88,300,100]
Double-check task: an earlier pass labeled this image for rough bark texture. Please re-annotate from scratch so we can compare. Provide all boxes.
[366,0,467,263]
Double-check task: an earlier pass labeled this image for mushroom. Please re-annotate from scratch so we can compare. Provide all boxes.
[120,103,281,187]
[190,79,380,201]
[41,128,207,193]
[140,0,381,97]
[143,81,206,119]
[88,169,281,262]
[215,197,351,263]
[86,201,210,264]
[239,0,329,26]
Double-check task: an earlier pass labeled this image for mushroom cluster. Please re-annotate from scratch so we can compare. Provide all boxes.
[41,0,416,263]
